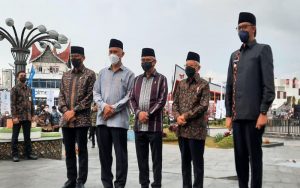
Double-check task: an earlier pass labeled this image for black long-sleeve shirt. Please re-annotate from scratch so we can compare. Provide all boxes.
[225,40,275,120]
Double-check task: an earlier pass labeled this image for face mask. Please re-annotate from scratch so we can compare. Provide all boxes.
[19,77,26,83]
[238,30,249,43]
[142,62,153,72]
[109,54,120,65]
[185,66,196,78]
[71,59,82,68]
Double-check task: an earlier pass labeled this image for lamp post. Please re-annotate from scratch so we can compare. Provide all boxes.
[0,18,68,84]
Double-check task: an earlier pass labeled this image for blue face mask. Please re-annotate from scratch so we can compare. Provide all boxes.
[238,30,249,43]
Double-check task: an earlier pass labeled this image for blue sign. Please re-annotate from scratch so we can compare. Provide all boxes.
[27,65,35,87]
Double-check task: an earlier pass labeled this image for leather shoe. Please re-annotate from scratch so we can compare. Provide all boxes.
[75,182,85,188]
[12,156,19,162]
[62,180,76,188]
[25,154,38,160]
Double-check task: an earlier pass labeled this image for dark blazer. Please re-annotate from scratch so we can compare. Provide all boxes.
[225,40,275,120]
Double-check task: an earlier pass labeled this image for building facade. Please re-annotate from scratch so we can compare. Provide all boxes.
[27,43,70,109]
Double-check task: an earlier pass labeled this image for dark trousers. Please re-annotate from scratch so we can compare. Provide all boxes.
[233,120,265,188]
[62,127,89,184]
[178,137,205,188]
[89,126,96,146]
[135,131,162,188]
[96,125,128,188]
[11,120,32,157]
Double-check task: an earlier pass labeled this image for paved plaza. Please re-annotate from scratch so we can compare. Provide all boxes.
[1,137,300,188]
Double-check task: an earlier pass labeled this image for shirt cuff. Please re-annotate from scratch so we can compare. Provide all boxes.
[100,102,107,111]
[61,106,68,114]
[74,105,81,113]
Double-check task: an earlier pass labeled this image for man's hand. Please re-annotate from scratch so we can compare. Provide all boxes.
[64,110,75,122]
[138,111,149,124]
[226,117,232,131]
[103,105,115,120]
[12,118,19,125]
[256,113,268,130]
[176,115,186,126]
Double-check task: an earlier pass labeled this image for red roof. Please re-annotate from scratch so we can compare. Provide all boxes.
[29,42,70,63]
[57,43,70,63]
[29,43,42,61]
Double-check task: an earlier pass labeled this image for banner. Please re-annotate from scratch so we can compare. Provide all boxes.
[172,64,186,93]
[0,91,11,115]
[46,90,55,108]
[215,100,226,119]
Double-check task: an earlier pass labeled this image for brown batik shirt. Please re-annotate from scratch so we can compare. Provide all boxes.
[172,73,210,140]
[10,83,34,122]
[58,65,96,128]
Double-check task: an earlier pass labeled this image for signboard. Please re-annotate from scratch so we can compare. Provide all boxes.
[46,90,55,108]
[215,100,226,119]
[0,91,11,114]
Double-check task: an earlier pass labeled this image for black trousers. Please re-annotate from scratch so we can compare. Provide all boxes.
[135,131,162,188]
[178,137,205,188]
[233,120,265,188]
[11,120,32,157]
[62,127,89,184]
[89,126,96,146]
[96,125,128,188]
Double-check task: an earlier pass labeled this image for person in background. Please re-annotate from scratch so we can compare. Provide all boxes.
[38,104,52,132]
[1,111,10,127]
[11,70,38,162]
[50,106,61,132]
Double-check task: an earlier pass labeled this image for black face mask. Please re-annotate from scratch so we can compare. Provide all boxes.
[19,77,26,83]
[238,30,249,43]
[71,59,82,68]
[142,62,153,72]
[185,66,196,78]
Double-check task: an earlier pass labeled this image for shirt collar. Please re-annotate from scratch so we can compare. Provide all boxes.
[71,64,86,74]
[143,69,157,78]
[240,39,257,51]
[186,73,201,83]
[108,63,125,72]
[17,82,27,89]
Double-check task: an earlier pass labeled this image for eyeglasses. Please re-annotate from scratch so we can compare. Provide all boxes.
[141,59,155,63]
[184,65,197,69]
[236,24,253,31]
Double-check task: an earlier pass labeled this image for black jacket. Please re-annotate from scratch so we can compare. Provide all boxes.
[225,40,275,120]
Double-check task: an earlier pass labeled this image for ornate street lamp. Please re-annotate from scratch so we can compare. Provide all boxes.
[0,18,68,84]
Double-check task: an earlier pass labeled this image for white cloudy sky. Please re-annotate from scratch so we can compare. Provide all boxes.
[1,0,299,86]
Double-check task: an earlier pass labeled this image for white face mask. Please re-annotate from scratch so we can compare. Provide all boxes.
[109,54,120,65]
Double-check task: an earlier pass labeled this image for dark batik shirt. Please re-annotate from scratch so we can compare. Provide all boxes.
[10,83,34,121]
[172,73,210,140]
[130,70,168,132]
[58,65,96,128]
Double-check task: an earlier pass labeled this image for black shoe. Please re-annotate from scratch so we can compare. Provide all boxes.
[12,156,19,162]
[91,144,95,148]
[62,180,76,188]
[25,154,38,160]
[75,182,85,188]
